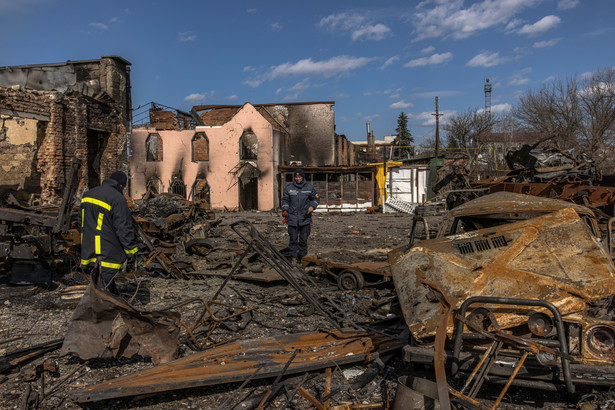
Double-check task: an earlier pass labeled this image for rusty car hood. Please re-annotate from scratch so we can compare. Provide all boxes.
[390,207,615,341]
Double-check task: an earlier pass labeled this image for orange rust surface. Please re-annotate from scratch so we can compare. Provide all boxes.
[391,207,615,341]
[73,329,402,403]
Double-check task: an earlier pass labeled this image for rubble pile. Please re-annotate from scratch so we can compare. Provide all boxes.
[2,189,615,408]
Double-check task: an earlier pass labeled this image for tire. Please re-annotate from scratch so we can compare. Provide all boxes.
[337,270,364,291]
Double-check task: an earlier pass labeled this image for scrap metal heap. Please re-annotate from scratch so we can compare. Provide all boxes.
[390,191,615,407]
[0,158,82,285]
[130,191,217,279]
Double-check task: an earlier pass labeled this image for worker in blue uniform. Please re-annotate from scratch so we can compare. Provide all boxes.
[281,168,319,265]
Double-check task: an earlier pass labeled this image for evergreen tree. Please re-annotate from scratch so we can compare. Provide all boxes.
[394,112,414,158]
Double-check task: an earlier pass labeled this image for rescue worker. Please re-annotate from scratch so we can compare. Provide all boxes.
[80,171,138,294]
[282,168,319,265]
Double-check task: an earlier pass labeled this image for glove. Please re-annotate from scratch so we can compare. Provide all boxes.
[282,210,288,224]
[127,253,136,266]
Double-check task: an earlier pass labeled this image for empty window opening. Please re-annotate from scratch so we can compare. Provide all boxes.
[191,178,210,203]
[192,132,209,161]
[239,130,258,160]
[146,133,163,161]
[146,176,163,194]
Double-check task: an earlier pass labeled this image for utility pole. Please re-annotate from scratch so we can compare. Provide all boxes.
[432,96,443,157]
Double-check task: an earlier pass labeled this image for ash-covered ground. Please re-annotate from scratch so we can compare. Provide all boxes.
[0,210,611,409]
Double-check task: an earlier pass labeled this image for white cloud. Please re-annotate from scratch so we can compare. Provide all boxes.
[243,79,264,88]
[412,90,462,98]
[89,22,108,30]
[319,12,390,41]
[271,22,283,31]
[416,110,457,127]
[421,46,435,54]
[478,103,513,114]
[226,94,238,101]
[390,100,414,109]
[269,55,374,79]
[533,38,561,48]
[404,52,453,67]
[466,51,509,67]
[558,0,579,10]
[380,56,399,70]
[247,8,257,13]
[178,31,197,42]
[318,12,366,31]
[508,75,530,86]
[362,114,381,122]
[288,78,311,92]
[411,0,541,41]
[518,15,561,36]
[351,24,392,41]
[184,93,209,103]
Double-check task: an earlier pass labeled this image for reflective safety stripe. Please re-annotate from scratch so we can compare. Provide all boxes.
[81,197,112,211]
[81,209,84,227]
[81,258,97,266]
[124,247,138,255]
[101,261,122,269]
[80,233,83,244]
[80,258,122,269]
[95,235,101,254]
[96,212,104,230]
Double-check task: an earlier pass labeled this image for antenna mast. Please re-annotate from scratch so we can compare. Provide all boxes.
[484,78,492,115]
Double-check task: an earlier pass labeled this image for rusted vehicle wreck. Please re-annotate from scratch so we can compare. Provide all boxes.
[390,192,615,400]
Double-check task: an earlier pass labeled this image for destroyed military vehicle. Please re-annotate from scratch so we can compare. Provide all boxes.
[390,192,615,392]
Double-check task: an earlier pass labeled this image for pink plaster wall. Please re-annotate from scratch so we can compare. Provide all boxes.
[130,103,280,211]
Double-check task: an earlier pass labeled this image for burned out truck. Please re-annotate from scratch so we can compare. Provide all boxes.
[390,192,615,395]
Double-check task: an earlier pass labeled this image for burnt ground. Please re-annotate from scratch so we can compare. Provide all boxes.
[0,210,613,409]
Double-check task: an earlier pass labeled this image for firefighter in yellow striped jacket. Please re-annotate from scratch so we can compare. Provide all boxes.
[79,171,138,294]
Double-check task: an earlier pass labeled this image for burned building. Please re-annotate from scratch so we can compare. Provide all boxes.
[195,102,350,167]
[131,102,289,211]
[0,56,132,203]
[130,101,357,211]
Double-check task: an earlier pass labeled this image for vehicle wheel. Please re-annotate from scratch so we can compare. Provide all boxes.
[337,270,364,291]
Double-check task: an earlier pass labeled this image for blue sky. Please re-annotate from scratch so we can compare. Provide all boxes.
[1,0,614,143]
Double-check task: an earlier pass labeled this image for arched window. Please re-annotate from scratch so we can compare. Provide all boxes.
[192,132,209,161]
[170,176,187,198]
[146,133,163,161]
[191,178,210,203]
[146,176,163,194]
[239,130,258,160]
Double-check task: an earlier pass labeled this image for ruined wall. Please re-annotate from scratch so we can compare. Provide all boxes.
[131,104,280,211]
[285,104,335,166]
[0,56,131,203]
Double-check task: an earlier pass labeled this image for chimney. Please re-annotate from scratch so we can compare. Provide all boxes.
[367,124,375,153]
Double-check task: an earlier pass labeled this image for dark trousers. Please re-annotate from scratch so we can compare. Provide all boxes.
[86,263,120,294]
[288,224,311,261]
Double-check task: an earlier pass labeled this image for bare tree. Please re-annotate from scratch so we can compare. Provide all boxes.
[513,76,582,149]
[577,67,615,170]
[443,108,497,174]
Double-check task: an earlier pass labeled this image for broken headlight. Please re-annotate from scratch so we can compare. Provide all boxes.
[586,325,615,357]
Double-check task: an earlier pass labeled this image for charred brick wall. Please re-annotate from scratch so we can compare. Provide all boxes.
[0,56,131,203]
[286,104,335,166]
[0,89,127,203]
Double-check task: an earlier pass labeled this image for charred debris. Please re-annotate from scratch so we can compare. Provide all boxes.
[2,146,615,408]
